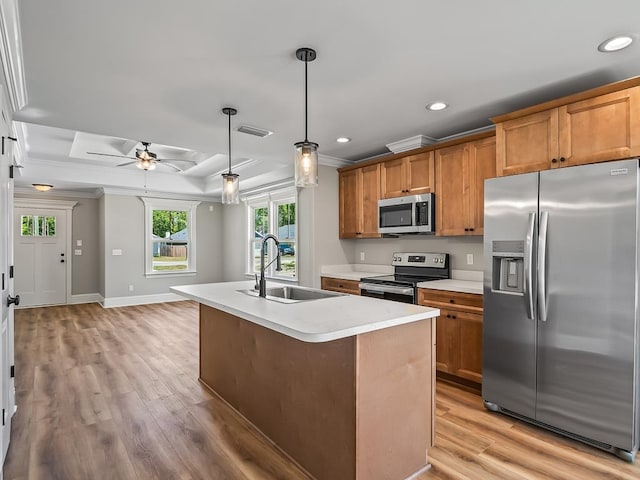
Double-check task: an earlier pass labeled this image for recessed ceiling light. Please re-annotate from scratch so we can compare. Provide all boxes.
[336,137,351,143]
[598,35,634,52]
[426,102,448,111]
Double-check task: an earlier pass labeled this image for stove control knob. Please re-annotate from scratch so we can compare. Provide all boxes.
[433,258,437,263]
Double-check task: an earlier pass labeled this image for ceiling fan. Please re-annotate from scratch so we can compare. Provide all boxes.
[87,141,197,172]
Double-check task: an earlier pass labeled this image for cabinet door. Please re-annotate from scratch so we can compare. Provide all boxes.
[435,309,458,374]
[456,311,483,383]
[380,158,405,198]
[406,152,435,195]
[558,87,640,167]
[468,136,496,236]
[359,164,381,238]
[496,109,558,176]
[435,143,469,236]
[321,277,360,295]
[339,169,360,238]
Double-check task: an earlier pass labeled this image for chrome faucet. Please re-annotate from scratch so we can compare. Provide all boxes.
[258,234,282,297]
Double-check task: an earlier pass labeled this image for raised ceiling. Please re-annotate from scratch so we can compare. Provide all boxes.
[8,0,640,197]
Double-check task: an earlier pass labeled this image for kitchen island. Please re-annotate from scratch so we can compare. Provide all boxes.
[171,281,439,480]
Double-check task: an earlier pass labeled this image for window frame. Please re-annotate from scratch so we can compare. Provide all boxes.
[246,187,298,281]
[140,198,201,277]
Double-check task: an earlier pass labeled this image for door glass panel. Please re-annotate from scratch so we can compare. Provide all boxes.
[20,215,56,237]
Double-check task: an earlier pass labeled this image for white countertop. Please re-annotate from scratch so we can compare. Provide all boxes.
[320,264,393,281]
[171,281,439,343]
[418,270,483,295]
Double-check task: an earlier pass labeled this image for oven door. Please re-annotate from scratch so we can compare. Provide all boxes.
[359,283,415,304]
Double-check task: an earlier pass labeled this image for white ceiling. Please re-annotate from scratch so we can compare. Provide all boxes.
[8,0,640,197]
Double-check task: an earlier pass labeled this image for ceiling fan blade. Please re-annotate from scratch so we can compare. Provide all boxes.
[157,158,198,165]
[117,161,137,167]
[87,152,136,159]
[158,161,183,172]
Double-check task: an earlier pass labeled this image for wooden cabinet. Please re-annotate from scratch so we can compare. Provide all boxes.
[418,288,483,387]
[381,151,434,198]
[339,163,381,239]
[321,277,360,295]
[435,136,496,236]
[496,86,640,176]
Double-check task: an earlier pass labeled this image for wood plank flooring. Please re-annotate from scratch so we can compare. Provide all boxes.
[5,301,640,480]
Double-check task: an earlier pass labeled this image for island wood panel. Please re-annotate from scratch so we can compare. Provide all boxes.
[199,304,434,480]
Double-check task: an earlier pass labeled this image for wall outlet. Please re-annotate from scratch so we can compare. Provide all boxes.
[360,252,366,262]
[128,285,134,292]
[209,205,214,212]
[467,253,474,265]
[112,249,122,256]
[74,249,82,256]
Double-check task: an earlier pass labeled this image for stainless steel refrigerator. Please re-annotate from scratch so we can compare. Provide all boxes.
[483,158,640,461]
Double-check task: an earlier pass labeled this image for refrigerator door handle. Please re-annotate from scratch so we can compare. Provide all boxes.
[524,212,536,319]
[538,211,549,322]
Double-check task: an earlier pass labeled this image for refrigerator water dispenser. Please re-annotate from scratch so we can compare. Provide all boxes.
[492,240,525,294]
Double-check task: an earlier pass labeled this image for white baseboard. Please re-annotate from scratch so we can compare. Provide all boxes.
[70,293,104,304]
[101,292,187,308]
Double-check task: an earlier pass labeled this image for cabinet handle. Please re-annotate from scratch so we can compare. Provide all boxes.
[559,157,566,162]
[449,299,454,303]
[551,158,558,163]
[452,315,457,319]
[464,228,469,232]
[469,228,475,232]
[446,314,451,318]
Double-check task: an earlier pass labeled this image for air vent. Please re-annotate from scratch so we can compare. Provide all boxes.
[237,125,273,138]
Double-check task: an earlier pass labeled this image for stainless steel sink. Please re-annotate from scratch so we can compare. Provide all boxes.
[238,285,345,303]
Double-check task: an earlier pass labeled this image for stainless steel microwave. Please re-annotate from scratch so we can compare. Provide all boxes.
[378,193,435,234]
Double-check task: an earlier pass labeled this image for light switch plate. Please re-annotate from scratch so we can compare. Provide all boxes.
[467,254,474,265]
[112,249,122,256]
[360,252,365,262]
[76,239,82,247]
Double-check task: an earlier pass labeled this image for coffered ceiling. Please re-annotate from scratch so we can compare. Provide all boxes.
[6,0,640,198]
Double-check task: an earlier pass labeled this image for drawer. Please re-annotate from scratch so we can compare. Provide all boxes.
[418,288,483,313]
[321,277,361,295]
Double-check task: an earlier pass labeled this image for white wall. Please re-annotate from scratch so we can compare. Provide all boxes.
[102,194,223,299]
[221,202,247,281]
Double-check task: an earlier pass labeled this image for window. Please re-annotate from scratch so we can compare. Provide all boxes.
[248,189,297,279]
[21,215,56,237]
[140,198,200,276]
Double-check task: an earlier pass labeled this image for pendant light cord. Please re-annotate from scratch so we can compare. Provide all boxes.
[304,58,308,142]
[227,110,232,174]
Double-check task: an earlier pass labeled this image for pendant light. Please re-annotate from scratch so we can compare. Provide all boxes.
[294,47,318,187]
[221,107,240,204]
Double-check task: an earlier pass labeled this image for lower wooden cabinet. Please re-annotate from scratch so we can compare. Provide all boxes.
[321,277,360,295]
[418,288,483,389]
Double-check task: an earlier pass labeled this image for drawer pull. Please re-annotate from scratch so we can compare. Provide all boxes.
[449,299,454,303]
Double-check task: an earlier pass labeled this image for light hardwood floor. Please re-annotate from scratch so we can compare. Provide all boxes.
[4,302,640,480]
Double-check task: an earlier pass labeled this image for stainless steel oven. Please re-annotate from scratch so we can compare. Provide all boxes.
[359,282,415,304]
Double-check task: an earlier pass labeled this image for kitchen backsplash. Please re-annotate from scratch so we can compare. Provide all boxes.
[346,236,484,271]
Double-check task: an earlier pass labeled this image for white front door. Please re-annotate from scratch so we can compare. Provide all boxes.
[14,208,67,306]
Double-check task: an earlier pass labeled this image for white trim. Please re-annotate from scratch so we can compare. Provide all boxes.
[14,198,77,304]
[101,292,187,308]
[240,178,295,200]
[104,186,216,202]
[140,197,200,276]
[385,135,437,154]
[69,293,104,304]
[14,198,77,210]
[14,186,102,199]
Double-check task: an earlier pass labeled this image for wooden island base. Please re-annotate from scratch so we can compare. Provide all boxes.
[199,304,435,480]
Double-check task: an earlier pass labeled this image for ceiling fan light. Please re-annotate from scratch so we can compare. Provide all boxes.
[137,159,155,170]
[32,183,53,192]
[294,141,318,187]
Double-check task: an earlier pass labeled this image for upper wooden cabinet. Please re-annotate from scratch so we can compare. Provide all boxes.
[435,136,496,236]
[496,85,640,176]
[339,164,381,239]
[381,152,435,198]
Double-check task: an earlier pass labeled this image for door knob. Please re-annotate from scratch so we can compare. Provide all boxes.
[7,295,19,307]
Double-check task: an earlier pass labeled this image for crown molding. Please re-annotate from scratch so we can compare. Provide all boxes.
[0,0,27,114]
[318,153,354,168]
[385,135,437,154]
[14,198,77,210]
